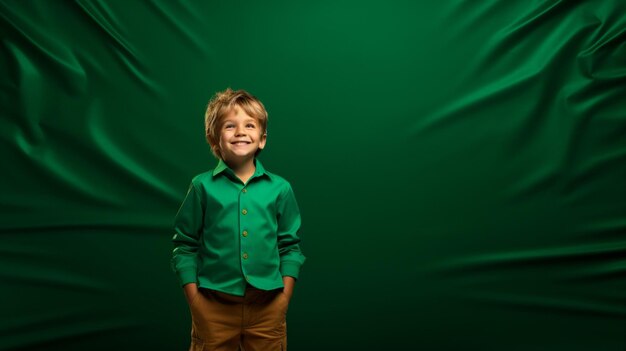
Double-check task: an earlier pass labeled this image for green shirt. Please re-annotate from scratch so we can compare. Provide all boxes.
[171,158,306,296]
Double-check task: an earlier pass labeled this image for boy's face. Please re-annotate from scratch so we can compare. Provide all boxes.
[218,107,266,164]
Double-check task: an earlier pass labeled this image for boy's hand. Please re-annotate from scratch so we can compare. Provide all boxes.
[183,283,199,305]
[282,276,295,300]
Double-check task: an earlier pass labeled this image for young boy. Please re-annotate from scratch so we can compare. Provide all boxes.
[171,88,306,351]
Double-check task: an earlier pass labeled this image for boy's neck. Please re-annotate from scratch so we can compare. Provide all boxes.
[225,157,256,184]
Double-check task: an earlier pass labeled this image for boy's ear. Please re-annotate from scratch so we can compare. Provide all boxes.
[211,144,221,157]
[258,133,267,150]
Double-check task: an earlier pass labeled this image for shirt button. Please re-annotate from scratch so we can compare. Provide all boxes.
[242,188,247,193]
[242,209,248,215]
[242,252,249,259]
[242,230,248,237]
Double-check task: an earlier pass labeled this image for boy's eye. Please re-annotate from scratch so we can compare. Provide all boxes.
[246,123,256,128]
[224,124,234,129]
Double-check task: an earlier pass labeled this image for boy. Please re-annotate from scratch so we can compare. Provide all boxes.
[171,88,306,351]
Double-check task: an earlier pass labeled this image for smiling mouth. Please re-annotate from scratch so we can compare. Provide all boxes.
[232,141,250,145]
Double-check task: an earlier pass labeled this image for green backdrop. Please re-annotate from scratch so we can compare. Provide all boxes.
[1,1,625,350]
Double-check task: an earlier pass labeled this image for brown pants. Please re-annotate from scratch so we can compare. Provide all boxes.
[188,285,289,351]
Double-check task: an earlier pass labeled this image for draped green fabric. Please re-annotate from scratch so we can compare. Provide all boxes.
[1,1,624,350]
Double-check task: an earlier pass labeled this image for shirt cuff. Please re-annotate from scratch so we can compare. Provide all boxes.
[177,268,197,287]
[280,261,301,279]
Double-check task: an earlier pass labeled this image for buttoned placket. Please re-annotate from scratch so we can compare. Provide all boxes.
[239,178,252,284]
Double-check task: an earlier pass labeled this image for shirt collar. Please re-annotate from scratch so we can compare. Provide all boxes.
[212,158,269,180]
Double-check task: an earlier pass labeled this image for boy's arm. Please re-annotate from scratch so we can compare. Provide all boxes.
[277,182,306,294]
[171,181,204,293]
[183,282,199,304]
[283,276,296,299]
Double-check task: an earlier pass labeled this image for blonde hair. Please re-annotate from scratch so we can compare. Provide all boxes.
[204,88,268,159]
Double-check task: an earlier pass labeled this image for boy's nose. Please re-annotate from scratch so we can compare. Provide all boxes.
[235,126,247,135]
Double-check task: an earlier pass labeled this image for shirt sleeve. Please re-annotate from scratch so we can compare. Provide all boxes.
[276,182,306,279]
[170,181,204,287]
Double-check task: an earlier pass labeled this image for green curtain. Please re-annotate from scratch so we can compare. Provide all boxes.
[1,1,624,350]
